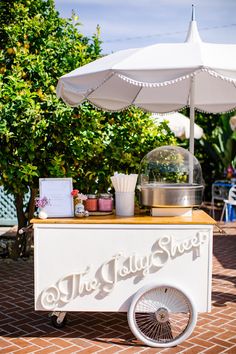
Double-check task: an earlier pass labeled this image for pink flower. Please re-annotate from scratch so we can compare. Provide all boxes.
[77,193,87,201]
[35,196,50,208]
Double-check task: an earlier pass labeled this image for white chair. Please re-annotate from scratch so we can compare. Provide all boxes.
[220,185,236,222]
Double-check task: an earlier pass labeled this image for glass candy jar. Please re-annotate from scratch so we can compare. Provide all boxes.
[85,194,98,212]
[98,193,113,212]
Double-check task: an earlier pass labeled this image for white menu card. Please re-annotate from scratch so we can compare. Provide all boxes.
[39,178,74,217]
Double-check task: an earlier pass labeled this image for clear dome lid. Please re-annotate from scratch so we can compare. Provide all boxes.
[138,145,203,186]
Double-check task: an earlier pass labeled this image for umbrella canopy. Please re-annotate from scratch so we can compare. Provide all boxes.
[152,112,204,140]
[56,6,236,155]
[57,22,236,113]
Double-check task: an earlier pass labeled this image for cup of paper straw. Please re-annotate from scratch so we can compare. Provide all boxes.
[110,173,138,216]
[115,192,135,216]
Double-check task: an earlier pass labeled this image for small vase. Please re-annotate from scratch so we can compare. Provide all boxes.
[74,202,85,217]
[38,208,48,219]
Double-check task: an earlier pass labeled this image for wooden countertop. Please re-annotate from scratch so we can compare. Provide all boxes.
[31,210,216,225]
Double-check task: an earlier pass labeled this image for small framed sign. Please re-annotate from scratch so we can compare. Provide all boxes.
[39,178,74,217]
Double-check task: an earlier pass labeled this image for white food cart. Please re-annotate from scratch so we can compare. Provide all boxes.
[32,210,215,348]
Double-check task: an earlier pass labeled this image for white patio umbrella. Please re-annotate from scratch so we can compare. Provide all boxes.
[229,115,236,131]
[152,112,204,140]
[56,6,236,157]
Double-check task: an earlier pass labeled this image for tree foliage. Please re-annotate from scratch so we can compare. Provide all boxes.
[175,110,236,200]
[195,112,236,196]
[71,106,176,193]
[0,0,176,257]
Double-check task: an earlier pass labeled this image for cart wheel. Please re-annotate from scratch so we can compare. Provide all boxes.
[50,313,67,329]
[128,284,197,348]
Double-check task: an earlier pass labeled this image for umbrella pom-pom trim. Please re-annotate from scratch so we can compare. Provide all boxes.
[117,68,236,88]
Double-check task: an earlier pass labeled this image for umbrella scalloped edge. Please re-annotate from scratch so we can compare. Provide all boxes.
[58,67,236,114]
[86,101,236,115]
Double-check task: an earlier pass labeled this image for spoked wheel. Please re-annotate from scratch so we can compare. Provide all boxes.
[128,284,197,348]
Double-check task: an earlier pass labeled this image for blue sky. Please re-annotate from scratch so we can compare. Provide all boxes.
[54,0,236,54]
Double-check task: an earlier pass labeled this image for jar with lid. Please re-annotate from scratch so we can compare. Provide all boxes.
[85,194,98,212]
[98,193,113,212]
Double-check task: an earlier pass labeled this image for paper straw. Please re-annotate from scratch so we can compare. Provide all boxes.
[111,173,138,192]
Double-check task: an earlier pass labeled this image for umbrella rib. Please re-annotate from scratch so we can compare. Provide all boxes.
[131,85,143,104]
[85,71,115,99]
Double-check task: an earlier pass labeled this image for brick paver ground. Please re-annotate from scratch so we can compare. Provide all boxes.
[0,222,235,353]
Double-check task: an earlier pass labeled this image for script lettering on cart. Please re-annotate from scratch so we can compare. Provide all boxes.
[40,231,208,309]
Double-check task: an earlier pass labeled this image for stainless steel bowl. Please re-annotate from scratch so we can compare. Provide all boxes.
[139,183,204,207]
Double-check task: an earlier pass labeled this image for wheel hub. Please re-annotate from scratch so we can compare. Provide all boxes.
[155,307,169,323]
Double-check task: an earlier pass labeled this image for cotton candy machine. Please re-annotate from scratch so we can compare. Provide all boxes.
[137,146,204,208]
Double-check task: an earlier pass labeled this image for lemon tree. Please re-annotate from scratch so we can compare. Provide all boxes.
[0,0,175,257]
[0,0,102,257]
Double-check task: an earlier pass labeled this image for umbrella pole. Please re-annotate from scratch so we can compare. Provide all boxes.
[189,76,195,183]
